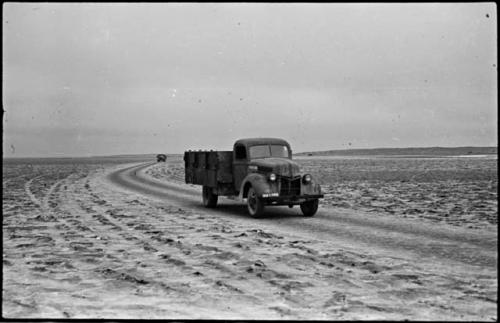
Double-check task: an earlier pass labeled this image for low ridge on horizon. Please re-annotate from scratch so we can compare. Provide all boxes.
[296,146,498,156]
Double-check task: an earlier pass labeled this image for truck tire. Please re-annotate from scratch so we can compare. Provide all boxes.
[300,199,318,217]
[202,186,218,208]
[247,187,264,217]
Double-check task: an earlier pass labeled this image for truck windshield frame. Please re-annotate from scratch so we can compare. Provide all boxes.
[249,145,289,159]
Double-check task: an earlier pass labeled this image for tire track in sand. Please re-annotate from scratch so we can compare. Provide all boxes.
[41,178,65,211]
[24,174,66,211]
[83,183,295,307]
[24,175,44,207]
[43,170,253,304]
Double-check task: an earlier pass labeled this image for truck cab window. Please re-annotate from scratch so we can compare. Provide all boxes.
[249,145,270,159]
[235,145,247,159]
[249,145,290,159]
[270,145,289,158]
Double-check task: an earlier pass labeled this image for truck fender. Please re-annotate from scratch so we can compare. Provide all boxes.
[238,173,271,199]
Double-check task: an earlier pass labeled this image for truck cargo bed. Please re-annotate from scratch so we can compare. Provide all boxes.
[184,150,233,190]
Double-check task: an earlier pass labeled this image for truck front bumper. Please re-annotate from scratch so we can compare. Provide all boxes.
[261,194,324,205]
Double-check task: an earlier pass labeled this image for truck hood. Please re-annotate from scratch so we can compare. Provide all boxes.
[250,158,301,178]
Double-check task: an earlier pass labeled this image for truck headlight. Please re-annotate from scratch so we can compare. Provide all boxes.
[269,173,277,181]
[302,174,312,184]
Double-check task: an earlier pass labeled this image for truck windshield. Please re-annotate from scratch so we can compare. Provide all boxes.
[249,145,289,159]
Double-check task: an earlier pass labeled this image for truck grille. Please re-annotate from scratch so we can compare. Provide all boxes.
[280,177,301,196]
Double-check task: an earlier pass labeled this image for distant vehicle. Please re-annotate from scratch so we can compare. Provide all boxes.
[184,138,323,217]
[156,154,167,162]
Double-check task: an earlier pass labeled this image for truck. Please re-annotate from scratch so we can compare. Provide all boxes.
[184,138,323,217]
[156,154,167,162]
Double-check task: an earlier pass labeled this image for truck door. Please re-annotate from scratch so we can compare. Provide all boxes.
[233,144,248,192]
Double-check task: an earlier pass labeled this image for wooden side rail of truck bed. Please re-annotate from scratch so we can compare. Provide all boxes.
[184,150,236,195]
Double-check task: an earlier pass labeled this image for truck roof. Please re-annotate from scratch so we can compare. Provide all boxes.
[234,137,290,147]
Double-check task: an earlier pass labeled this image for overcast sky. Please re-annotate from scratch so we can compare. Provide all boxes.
[3,3,497,157]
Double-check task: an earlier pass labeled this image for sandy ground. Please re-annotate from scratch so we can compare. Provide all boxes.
[2,156,497,320]
[296,155,498,229]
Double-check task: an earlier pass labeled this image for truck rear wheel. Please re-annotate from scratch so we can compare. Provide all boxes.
[202,186,218,208]
[247,187,264,217]
[300,199,318,217]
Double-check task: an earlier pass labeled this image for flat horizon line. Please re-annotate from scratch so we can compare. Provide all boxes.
[2,145,497,159]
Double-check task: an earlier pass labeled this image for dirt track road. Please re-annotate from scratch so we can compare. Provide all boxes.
[3,159,497,320]
[109,162,497,270]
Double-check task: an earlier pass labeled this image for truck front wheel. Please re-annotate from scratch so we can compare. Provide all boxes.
[202,186,218,208]
[247,187,264,217]
[300,199,319,217]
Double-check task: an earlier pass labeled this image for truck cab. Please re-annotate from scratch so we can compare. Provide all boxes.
[232,138,292,190]
[184,137,323,217]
